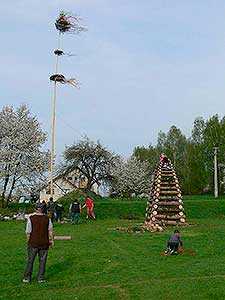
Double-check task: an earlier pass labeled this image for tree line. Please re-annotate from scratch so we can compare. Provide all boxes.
[1,104,224,207]
[134,116,225,195]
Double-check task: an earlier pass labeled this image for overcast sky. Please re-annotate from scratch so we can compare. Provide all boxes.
[1,0,225,160]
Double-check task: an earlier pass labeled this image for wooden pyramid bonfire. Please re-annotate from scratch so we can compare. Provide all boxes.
[145,154,187,231]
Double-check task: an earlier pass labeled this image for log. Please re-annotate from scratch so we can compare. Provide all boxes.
[161,170,173,174]
[157,207,183,213]
[159,187,179,191]
[159,185,177,189]
[157,201,181,205]
[155,214,181,220]
[159,190,179,195]
[158,195,180,200]
[180,218,186,223]
[54,236,72,240]
[145,215,151,221]
[161,220,178,225]
[158,186,175,189]
[152,220,178,226]
[163,221,186,226]
[160,182,176,185]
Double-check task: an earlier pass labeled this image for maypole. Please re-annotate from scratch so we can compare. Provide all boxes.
[49,11,87,199]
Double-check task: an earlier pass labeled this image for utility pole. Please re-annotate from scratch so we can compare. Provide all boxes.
[214,146,218,198]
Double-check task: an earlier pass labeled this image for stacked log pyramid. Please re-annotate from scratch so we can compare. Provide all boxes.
[145,154,187,227]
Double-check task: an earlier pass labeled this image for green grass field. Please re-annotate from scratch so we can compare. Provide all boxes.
[1,196,225,300]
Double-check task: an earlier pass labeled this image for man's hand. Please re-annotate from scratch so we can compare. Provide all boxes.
[49,240,54,248]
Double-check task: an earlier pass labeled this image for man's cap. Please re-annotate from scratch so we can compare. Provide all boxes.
[35,202,43,210]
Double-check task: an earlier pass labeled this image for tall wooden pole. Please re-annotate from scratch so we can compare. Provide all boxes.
[50,31,61,198]
[214,146,218,198]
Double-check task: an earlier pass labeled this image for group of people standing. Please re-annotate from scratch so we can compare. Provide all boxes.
[23,196,96,284]
[38,198,65,223]
[35,196,96,224]
[69,197,96,225]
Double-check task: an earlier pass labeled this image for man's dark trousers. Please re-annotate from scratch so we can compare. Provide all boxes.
[24,246,48,281]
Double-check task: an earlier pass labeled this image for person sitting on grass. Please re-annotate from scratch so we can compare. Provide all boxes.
[166,229,183,255]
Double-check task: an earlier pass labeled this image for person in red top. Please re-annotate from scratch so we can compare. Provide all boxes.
[82,197,96,220]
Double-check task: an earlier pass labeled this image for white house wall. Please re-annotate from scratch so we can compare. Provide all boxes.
[40,170,99,201]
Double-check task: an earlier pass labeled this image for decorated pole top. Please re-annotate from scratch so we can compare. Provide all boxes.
[55,11,87,34]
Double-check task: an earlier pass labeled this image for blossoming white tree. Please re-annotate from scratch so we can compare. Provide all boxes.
[111,155,150,197]
[0,105,49,207]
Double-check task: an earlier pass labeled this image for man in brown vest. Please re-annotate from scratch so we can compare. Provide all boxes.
[23,202,54,283]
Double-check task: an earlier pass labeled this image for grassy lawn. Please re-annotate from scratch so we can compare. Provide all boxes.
[1,197,225,299]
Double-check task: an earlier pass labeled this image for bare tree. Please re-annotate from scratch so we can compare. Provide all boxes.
[0,105,49,207]
[63,137,117,191]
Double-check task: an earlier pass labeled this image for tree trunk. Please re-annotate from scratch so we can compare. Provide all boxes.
[87,180,92,191]
[1,175,10,208]
[6,175,16,207]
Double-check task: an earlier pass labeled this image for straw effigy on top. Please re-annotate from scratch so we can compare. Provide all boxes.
[55,11,87,34]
